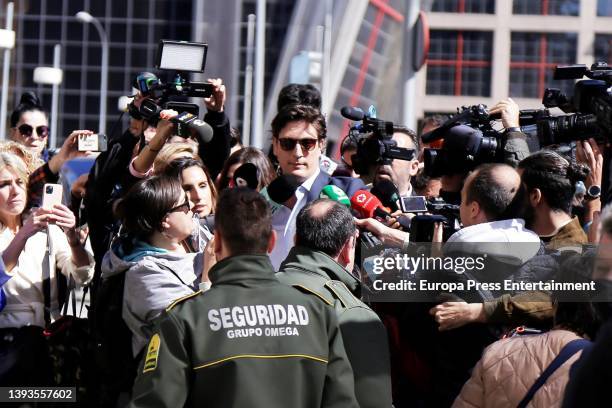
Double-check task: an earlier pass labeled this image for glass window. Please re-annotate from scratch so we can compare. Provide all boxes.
[513,0,580,15]
[594,34,612,64]
[426,30,493,96]
[509,32,577,98]
[431,0,495,13]
[597,0,612,16]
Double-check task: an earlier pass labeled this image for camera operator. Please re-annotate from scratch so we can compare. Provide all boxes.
[519,150,589,248]
[488,98,532,168]
[277,199,392,408]
[370,126,420,198]
[267,104,365,269]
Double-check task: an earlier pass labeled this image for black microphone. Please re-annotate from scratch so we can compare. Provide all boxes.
[371,179,401,212]
[267,175,301,209]
[340,106,365,121]
[232,163,259,190]
[172,112,214,143]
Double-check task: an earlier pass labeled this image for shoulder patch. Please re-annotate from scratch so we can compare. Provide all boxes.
[143,333,161,373]
[324,280,360,308]
[166,290,202,312]
[292,284,333,306]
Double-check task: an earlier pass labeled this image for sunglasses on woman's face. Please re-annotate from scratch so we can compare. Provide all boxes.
[277,137,319,152]
[17,124,49,139]
[168,198,191,215]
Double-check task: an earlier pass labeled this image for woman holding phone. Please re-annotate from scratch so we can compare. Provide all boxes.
[0,152,94,384]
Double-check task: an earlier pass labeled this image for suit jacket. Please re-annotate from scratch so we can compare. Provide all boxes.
[305,172,365,203]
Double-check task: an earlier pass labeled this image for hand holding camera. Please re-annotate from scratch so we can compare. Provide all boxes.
[48,130,98,174]
[204,78,226,112]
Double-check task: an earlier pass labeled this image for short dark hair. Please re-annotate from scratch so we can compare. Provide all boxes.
[271,104,326,140]
[553,254,603,338]
[277,83,322,111]
[519,150,589,214]
[295,199,356,257]
[393,125,419,153]
[465,163,526,221]
[115,175,184,240]
[215,187,272,255]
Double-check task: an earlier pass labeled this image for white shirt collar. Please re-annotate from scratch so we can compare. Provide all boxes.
[300,167,321,193]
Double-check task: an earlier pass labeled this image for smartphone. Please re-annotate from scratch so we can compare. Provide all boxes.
[77,133,108,152]
[400,196,428,213]
[42,183,63,210]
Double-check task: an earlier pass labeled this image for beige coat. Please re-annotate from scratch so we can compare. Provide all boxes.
[453,330,584,408]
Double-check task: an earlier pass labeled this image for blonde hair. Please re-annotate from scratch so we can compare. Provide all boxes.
[0,151,29,188]
[153,143,198,174]
[0,141,44,175]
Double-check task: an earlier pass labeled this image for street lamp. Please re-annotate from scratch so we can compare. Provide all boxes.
[75,11,108,134]
[0,2,15,140]
[33,44,63,149]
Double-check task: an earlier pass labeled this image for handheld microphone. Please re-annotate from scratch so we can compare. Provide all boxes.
[350,190,391,219]
[231,163,259,190]
[171,112,214,143]
[320,185,350,207]
[371,179,401,212]
[268,175,301,209]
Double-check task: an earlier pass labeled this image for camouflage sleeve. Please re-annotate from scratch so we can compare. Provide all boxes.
[483,291,554,326]
[503,131,531,168]
[321,308,359,408]
[129,312,190,408]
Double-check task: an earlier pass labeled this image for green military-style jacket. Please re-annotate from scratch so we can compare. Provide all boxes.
[129,254,358,408]
[277,246,393,408]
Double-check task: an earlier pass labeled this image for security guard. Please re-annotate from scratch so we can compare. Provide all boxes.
[277,199,393,408]
[129,188,358,408]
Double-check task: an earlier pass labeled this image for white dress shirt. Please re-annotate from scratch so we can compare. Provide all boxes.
[269,168,320,269]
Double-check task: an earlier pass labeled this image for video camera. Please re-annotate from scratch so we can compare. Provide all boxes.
[516,62,612,145]
[421,104,504,177]
[132,40,213,139]
[409,197,462,242]
[340,106,415,176]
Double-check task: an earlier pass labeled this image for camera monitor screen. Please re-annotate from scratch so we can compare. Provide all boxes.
[157,40,208,73]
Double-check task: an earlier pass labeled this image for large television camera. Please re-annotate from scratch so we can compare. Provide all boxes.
[340,106,415,176]
[517,62,612,145]
[421,104,505,177]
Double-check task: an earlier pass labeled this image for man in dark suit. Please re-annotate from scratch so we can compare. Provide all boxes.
[267,104,364,269]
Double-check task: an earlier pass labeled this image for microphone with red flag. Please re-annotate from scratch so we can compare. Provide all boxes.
[350,190,391,219]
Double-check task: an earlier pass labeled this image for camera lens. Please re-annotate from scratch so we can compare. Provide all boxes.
[46,186,53,194]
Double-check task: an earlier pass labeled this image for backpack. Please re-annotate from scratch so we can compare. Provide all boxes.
[90,264,137,407]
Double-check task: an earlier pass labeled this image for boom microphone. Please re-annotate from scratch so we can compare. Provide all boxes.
[340,106,365,121]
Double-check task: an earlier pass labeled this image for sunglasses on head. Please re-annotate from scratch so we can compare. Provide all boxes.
[17,124,49,138]
[277,137,319,152]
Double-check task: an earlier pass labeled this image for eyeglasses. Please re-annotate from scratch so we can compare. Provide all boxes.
[17,124,49,139]
[277,137,319,152]
[168,199,191,215]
